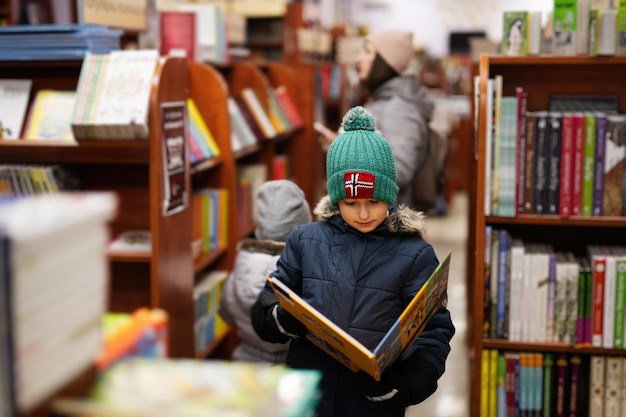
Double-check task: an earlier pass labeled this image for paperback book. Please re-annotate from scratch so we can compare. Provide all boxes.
[268,251,451,381]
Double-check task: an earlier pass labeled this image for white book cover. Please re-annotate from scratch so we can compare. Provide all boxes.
[604,356,623,417]
[241,88,277,139]
[227,97,257,149]
[484,78,495,216]
[589,355,606,417]
[554,252,569,342]
[508,238,525,341]
[565,252,580,344]
[603,250,617,348]
[108,230,151,253]
[0,79,32,140]
[521,244,536,342]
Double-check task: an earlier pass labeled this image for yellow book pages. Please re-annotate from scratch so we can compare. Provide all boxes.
[24,90,76,141]
[481,349,490,416]
[187,98,221,157]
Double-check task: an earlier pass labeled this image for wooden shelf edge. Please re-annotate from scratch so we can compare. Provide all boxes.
[480,55,626,65]
[107,251,152,263]
[190,155,224,175]
[193,247,228,273]
[0,139,150,164]
[486,214,626,227]
[233,143,263,159]
[483,339,626,355]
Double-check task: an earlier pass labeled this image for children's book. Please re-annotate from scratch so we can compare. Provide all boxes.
[268,251,451,381]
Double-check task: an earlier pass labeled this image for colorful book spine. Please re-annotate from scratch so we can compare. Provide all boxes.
[533,111,550,214]
[495,229,509,339]
[554,354,568,417]
[559,113,574,217]
[524,112,536,213]
[581,113,597,216]
[592,112,607,216]
[571,113,585,216]
[603,251,616,348]
[516,88,528,214]
[481,349,491,415]
[589,245,607,348]
[543,353,554,417]
[547,112,562,215]
[567,355,581,417]
[614,252,626,349]
[603,114,626,216]
[274,85,303,129]
[483,225,493,338]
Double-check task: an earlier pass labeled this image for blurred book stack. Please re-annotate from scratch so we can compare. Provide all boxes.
[53,358,322,417]
[0,192,117,416]
[0,24,122,61]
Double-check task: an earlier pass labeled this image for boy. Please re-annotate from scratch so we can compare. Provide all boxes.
[252,106,454,417]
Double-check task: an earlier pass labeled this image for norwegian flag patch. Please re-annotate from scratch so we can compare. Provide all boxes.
[344,172,375,199]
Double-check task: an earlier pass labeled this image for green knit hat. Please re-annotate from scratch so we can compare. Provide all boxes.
[326,106,398,206]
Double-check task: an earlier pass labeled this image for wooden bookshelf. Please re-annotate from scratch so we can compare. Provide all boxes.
[0,57,196,360]
[469,54,626,417]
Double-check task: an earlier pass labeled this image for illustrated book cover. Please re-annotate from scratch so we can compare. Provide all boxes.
[268,251,451,381]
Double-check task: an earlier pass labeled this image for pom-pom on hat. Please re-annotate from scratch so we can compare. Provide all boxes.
[366,30,413,74]
[326,106,398,207]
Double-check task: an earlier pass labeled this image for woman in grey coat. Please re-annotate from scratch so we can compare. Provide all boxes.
[320,31,434,208]
[218,179,311,363]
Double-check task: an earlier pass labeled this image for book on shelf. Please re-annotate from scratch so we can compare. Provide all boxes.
[0,192,117,415]
[186,98,221,163]
[274,85,303,129]
[617,0,626,55]
[237,163,268,223]
[175,2,227,64]
[227,97,257,152]
[193,270,229,354]
[589,8,618,56]
[23,90,76,141]
[52,359,322,417]
[0,79,32,140]
[501,11,542,56]
[108,230,152,253]
[268,251,451,381]
[552,0,590,55]
[240,88,277,139]
[71,50,159,140]
[233,95,266,143]
[603,114,626,216]
[159,10,196,60]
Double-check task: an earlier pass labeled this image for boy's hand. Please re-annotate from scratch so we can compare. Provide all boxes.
[274,304,307,338]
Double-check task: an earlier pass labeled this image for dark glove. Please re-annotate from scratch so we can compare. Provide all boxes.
[354,371,400,403]
[274,304,307,338]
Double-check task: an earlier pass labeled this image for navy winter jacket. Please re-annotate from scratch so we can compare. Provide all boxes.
[252,196,455,417]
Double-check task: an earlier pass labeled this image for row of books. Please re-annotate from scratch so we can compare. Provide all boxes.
[0,193,117,416]
[501,1,626,57]
[186,98,221,164]
[227,85,303,153]
[52,359,322,417]
[482,350,626,417]
[0,164,79,198]
[484,227,626,350]
[0,24,122,61]
[482,76,626,218]
[191,188,229,259]
[193,270,229,355]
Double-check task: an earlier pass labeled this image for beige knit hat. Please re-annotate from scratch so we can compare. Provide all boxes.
[366,31,414,74]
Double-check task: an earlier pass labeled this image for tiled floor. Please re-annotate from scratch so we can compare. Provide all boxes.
[406,191,470,417]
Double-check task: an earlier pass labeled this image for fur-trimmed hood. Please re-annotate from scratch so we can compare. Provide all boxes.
[313,195,427,238]
[237,237,285,256]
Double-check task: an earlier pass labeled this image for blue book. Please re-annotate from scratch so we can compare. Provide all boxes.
[495,229,509,339]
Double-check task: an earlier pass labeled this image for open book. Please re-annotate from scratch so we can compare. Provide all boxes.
[268,251,451,381]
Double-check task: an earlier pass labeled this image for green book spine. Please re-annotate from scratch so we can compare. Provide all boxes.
[614,256,626,349]
[581,113,596,216]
